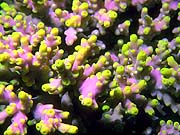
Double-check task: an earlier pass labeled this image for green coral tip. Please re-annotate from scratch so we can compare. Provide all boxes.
[130,34,138,42]
[174,122,179,128]
[137,50,147,61]
[122,44,130,55]
[116,66,124,74]
[119,3,127,10]
[72,71,79,78]
[129,107,139,115]
[104,113,111,119]
[137,39,144,46]
[158,39,168,47]
[4,129,13,135]
[166,120,173,126]
[65,62,72,70]
[150,99,159,106]
[40,126,50,135]
[137,66,143,72]
[160,68,172,77]
[117,39,124,46]
[164,16,171,23]
[124,20,131,27]
[142,7,148,13]
[102,105,110,112]
[41,83,51,92]
[55,59,64,68]
[109,80,118,88]
[167,56,178,68]
[0,2,10,11]
[175,36,180,44]
[28,119,37,126]
[62,78,71,86]
[143,27,151,35]
[110,87,122,97]
[36,123,41,131]
[145,107,154,116]
[162,2,169,9]
[178,3,180,9]
[138,80,147,89]
[160,120,165,126]
[162,77,169,86]
[0,2,8,8]
[168,77,175,86]
[123,86,131,95]
[102,70,111,79]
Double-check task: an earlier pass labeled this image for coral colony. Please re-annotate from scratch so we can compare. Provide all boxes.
[0,0,180,134]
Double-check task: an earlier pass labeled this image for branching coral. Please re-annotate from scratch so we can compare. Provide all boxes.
[0,0,180,134]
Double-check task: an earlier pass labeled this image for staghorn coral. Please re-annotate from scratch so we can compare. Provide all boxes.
[0,0,180,134]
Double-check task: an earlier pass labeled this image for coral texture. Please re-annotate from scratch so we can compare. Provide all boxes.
[0,0,180,134]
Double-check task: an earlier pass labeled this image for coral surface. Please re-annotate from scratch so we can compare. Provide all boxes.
[0,0,180,135]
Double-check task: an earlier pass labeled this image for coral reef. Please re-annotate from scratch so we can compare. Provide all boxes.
[0,0,180,134]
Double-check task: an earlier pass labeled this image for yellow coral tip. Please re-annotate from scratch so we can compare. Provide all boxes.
[82,97,93,107]
[61,111,70,118]
[18,91,28,100]
[69,126,78,134]
[51,27,59,36]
